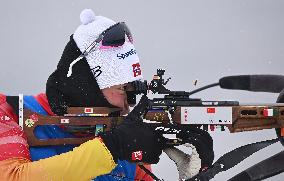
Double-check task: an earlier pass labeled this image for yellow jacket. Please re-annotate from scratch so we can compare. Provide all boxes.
[0,138,116,181]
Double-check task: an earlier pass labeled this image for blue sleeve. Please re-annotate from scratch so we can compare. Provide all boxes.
[24,95,75,161]
[94,160,136,181]
[24,95,137,180]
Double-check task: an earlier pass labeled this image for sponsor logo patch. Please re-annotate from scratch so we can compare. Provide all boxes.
[132,63,142,77]
[117,49,137,60]
[25,119,35,127]
[132,151,143,161]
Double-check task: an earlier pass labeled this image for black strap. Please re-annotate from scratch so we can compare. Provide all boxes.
[187,138,280,181]
[229,151,284,181]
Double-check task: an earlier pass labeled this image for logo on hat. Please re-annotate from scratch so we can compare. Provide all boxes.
[117,49,137,60]
[91,66,102,78]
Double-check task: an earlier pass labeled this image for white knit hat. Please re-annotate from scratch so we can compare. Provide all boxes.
[72,9,143,89]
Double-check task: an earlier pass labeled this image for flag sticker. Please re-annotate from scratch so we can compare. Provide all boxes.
[84,108,94,114]
[207,108,216,114]
[61,119,70,124]
[263,108,277,117]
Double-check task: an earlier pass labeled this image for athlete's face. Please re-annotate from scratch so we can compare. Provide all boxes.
[101,84,129,115]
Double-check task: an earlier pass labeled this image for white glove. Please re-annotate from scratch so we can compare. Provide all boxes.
[164,144,201,180]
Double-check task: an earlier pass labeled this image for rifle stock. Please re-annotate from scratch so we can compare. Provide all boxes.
[23,108,124,146]
[23,104,284,146]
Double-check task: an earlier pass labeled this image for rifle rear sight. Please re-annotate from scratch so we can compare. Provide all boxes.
[147,69,191,98]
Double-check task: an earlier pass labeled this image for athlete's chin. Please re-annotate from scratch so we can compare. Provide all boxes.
[120,98,130,115]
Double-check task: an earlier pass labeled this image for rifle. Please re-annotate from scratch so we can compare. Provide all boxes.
[21,69,284,180]
[22,69,284,146]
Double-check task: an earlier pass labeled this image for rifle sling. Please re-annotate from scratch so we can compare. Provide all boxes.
[187,138,281,181]
[228,151,284,181]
